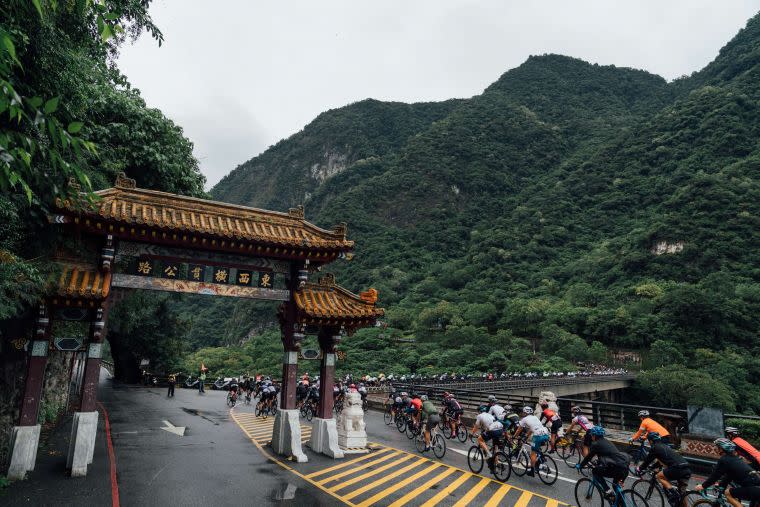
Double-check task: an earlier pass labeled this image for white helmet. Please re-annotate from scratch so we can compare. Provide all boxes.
[523,406,533,415]
[638,410,650,417]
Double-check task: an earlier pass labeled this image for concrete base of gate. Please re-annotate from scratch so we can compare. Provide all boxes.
[7,425,41,480]
[271,409,308,463]
[67,411,98,477]
[308,417,344,459]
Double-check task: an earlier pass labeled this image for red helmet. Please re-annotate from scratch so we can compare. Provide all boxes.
[350,384,356,389]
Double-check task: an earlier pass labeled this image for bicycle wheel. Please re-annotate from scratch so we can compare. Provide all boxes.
[414,433,426,453]
[688,500,716,507]
[492,451,512,482]
[457,425,468,443]
[305,406,314,422]
[575,477,604,507]
[384,408,393,425]
[631,479,665,507]
[556,438,572,460]
[406,423,419,440]
[432,434,446,459]
[255,404,262,417]
[537,454,558,485]
[512,450,530,477]
[467,446,484,474]
[621,489,650,507]
[396,417,407,434]
[683,492,712,507]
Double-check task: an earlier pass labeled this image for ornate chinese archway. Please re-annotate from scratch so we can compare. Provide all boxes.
[9,174,382,478]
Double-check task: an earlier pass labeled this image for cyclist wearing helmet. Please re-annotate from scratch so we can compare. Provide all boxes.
[637,432,691,503]
[488,395,506,423]
[420,395,440,451]
[578,426,631,501]
[443,394,463,437]
[726,427,760,470]
[502,404,520,433]
[630,410,671,444]
[567,406,595,456]
[539,401,562,453]
[408,394,423,428]
[513,406,550,477]
[695,438,760,507]
[471,405,504,470]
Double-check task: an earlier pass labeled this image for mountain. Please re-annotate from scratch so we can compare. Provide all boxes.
[206,13,760,413]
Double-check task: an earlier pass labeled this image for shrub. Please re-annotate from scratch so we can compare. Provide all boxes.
[725,418,760,447]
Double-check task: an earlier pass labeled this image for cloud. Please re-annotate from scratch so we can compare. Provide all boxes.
[117,0,760,189]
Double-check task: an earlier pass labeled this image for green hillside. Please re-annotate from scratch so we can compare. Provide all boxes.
[200,14,760,412]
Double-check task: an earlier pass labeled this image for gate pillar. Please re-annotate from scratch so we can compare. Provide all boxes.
[308,328,343,458]
[67,305,107,477]
[8,305,50,480]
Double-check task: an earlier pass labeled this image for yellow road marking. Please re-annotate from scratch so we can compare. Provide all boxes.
[329,454,415,491]
[452,477,490,507]
[320,451,404,486]
[342,459,428,501]
[387,466,456,507]
[484,483,512,507]
[546,500,559,507]
[356,462,442,507]
[514,491,533,507]
[420,472,472,507]
[306,449,394,479]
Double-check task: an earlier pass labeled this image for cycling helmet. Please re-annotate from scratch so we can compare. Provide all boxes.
[571,406,582,414]
[714,438,737,453]
[725,426,740,437]
[420,395,428,401]
[400,392,409,397]
[647,432,661,442]
[488,395,497,403]
[589,426,606,437]
[478,405,489,413]
[350,384,356,389]
[504,404,512,411]
[638,410,649,417]
[523,406,533,415]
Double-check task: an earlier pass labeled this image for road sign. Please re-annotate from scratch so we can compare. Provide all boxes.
[54,337,84,351]
[299,349,322,360]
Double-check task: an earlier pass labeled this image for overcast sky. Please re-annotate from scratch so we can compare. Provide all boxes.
[117,1,760,189]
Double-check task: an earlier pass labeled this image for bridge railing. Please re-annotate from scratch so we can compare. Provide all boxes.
[395,374,635,392]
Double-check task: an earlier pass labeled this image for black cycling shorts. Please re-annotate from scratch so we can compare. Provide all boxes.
[663,465,691,482]
[550,419,562,434]
[584,431,593,447]
[594,463,628,483]
[426,414,441,431]
[731,486,760,503]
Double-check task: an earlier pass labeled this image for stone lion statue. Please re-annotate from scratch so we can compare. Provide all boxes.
[535,391,559,414]
[339,391,366,433]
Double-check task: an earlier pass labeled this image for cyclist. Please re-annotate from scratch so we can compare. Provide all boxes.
[296,380,308,407]
[726,426,760,470]
[513,406,550,477]
[630,409,671,445]
[409,395,423,429]
[577,426,631,501]
[357,383,368,405]
[443,393,464,437]
[487,395,506,423]
[420,395,440,451]
[471,405,504,470]
[695,438,760,507]
[636,431,691,505]
[567,406,595,457]
[539,401,562,453]
[502,404,520,434]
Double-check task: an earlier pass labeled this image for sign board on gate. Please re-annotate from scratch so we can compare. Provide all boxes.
[299,349,322,360]
[54,337,84,351]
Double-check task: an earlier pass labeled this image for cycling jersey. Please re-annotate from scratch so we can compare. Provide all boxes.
[519,415,549,436]
[445,399,463,412]
[632,418,670,440]
[572,414,594,431]
[410,398,422,411]
[475,412,495,433]
[580,437,630,469]
[421,400,437,419]
[541,408,560,422]
[733,437,760,468]
[702,454,760,489]
[489,404,505,420]
[641,441,690,469]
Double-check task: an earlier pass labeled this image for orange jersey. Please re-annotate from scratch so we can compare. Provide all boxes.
[632,418,670,440]
[410,398,422,411]
[733,437,760,465]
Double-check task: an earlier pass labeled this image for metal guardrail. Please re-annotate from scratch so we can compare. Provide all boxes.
[404,374,636,392]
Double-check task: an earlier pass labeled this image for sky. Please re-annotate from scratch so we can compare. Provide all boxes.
[117,1,760,189]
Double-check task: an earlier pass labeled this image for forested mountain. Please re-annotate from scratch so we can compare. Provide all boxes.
[206,13,760,413]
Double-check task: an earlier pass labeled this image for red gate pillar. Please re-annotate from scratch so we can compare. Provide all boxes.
[317,329,340,419]
[79,306,107,412]
[8,305,50,480]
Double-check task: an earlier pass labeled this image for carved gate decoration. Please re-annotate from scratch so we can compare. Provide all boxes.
[10,173,383,478]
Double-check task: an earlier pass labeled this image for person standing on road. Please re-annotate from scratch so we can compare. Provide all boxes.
[199,370,206,393]
[167,373,176,397]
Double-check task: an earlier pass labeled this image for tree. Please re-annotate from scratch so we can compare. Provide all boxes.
[637,366,735,411]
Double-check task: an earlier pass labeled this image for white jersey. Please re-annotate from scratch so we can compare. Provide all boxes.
[489,404,505,420]
[475,412,495,432]
[488,419,504,432]
[519,415,549,436]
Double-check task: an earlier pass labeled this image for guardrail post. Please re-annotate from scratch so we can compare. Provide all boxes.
[620,407,625,430]
[595,403,602,427]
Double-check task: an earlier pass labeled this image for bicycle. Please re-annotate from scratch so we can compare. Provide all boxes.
[628,438,651,474]
[511,437,559,485]
[226,390,238,407]
[300,399,317,421]
[575,466,649,507]
[383,404,396,425]
[688,486,758,507]
[444,415,469,443]
[558,430,587,466]
[631,467,697,507]
[414,425,447,459]
[467,433,511,482]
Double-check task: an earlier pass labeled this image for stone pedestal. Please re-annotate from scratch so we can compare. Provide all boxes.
[271,408,308,463]
[337,391,368,451]
[7,425,41,480]
[309,417,344,459]
[66,411,98,477]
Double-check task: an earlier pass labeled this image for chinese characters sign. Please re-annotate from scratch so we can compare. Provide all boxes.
[131,258,275,289]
